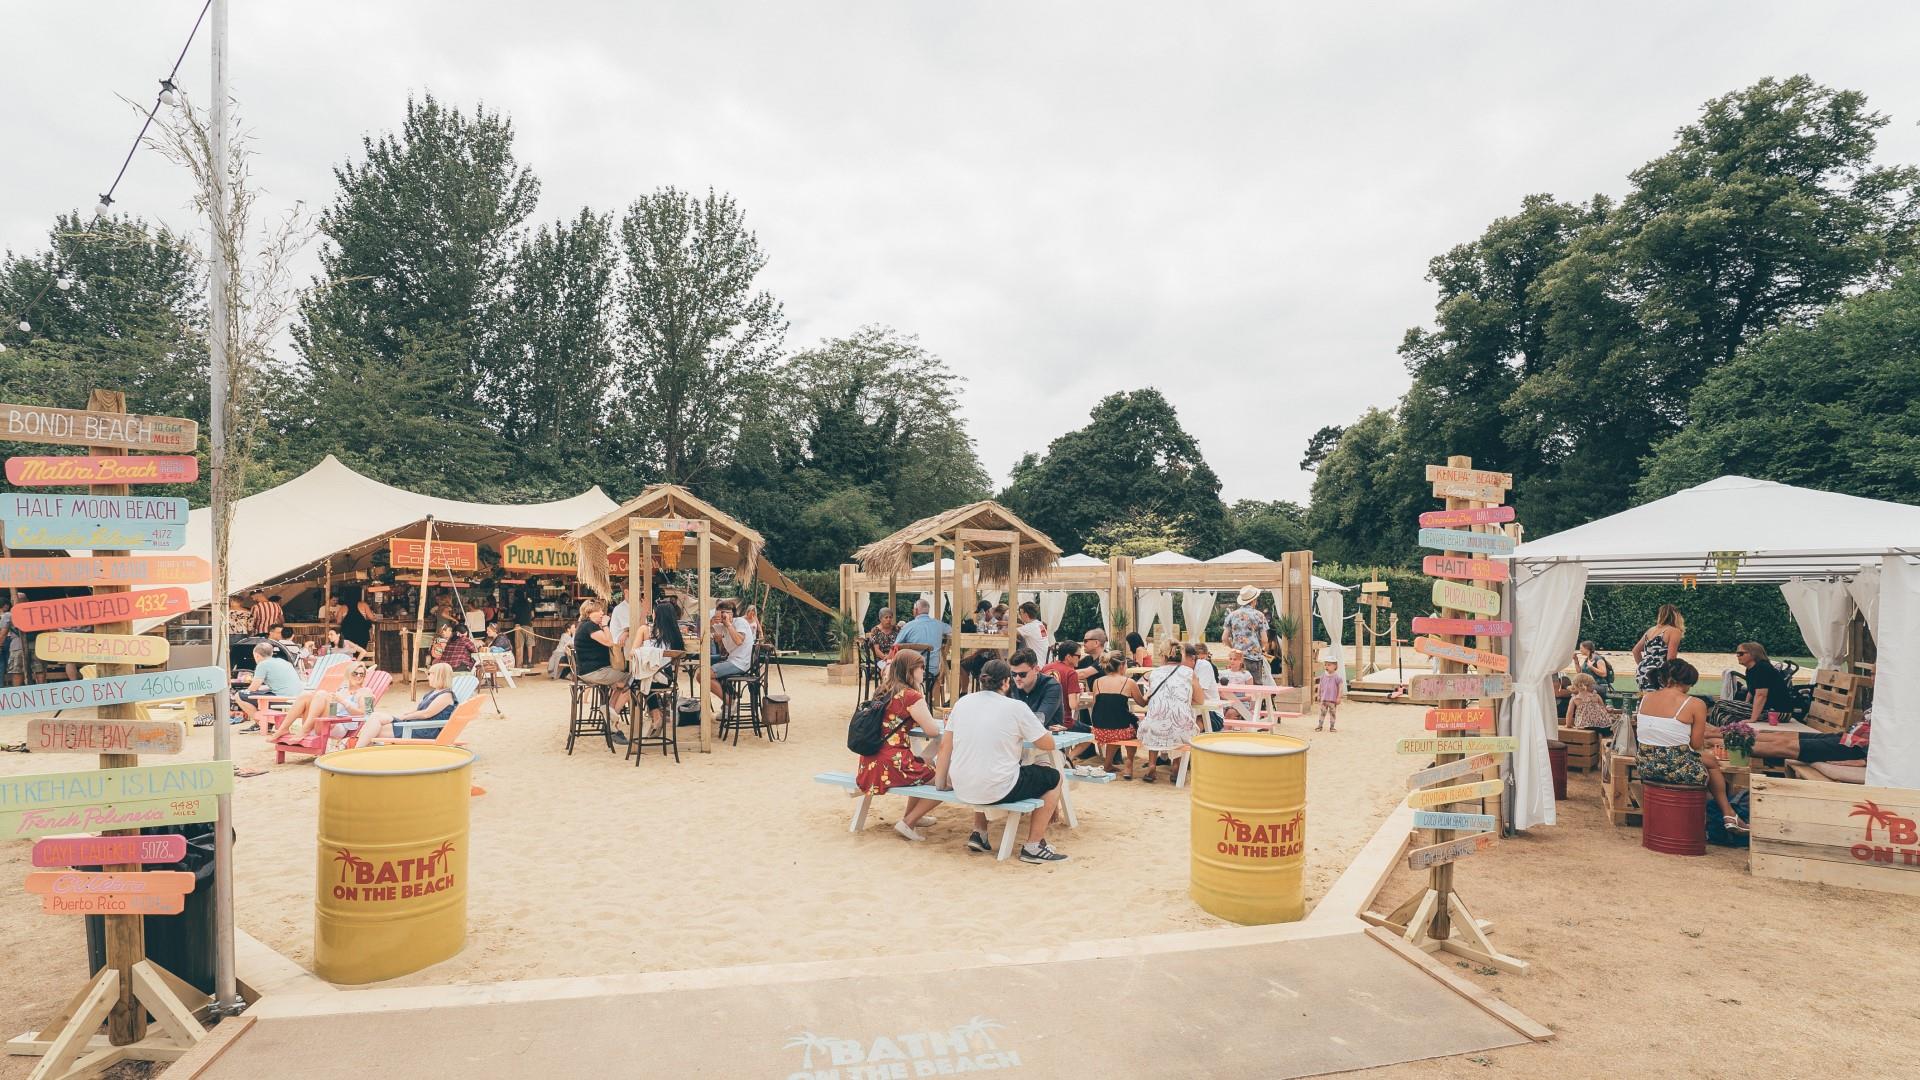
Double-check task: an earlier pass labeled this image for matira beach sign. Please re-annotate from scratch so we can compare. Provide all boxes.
[0,402,197,451]
[5,455,198,486]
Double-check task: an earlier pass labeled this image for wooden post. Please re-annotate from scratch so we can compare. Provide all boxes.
[80,391,147,1046]
[697,529,712,753]
[409,517,436,692]
[947,539,967,706]
[625,531,640,663]
[1427,455,1482,943]
[886,571,897,622]
[1281,551,1314,688]
[839,562,856,629]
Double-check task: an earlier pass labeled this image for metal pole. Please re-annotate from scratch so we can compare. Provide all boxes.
[206,0,239,1018]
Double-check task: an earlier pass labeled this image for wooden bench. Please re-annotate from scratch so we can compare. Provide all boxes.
[1805,669,1871,734]
[814,771,1047,860]
[1556,727,1600,773]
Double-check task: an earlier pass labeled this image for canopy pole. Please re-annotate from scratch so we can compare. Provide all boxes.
[410,516,436,693]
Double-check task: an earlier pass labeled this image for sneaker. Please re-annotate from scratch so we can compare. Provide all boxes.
[909,815,939,827]
[894,820,925,842]
[1020,841,1069,864]
[609,730,630,746]
[193,715,215,728]
[965,831,992,854]
[240,724,261,734]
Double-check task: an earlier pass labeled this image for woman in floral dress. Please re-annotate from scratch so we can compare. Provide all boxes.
[1139,641,1206,783]
[855,650,946,842]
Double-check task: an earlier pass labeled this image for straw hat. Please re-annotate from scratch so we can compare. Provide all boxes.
[1236,585,1260,605]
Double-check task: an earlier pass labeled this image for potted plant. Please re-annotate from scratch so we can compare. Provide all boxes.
[1720,720,1756,767]
[1270,612,1299,683]
[825,611,862,685]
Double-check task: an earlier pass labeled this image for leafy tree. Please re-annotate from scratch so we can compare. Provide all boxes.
[611,187,785,485]
[1083,511,1196,560]
[290,94,538,496]
[1298,425,1345,472]
[1226,499,1310,558]
[1303,408,1413,565]
[1001,389,1228,556]
[1639,266,1920,503]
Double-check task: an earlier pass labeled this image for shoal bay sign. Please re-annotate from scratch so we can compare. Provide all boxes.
[12,587,190,632]
[28,718,185,755]
[0,666,225,719]
[1418,528,1517,556]
[0,402,198,452]
[6,454,198,486]
[35,632,170,667]
[0,760,234,839]
[0,555,209,588]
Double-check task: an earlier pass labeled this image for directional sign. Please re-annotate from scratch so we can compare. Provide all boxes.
[388,538,479,571]
[1357,594,1392,608]
[1432,480,1506,503]
[26,871,195,896]
[1359,581,1390,593]
[1407,753,1498,791]
[12,587,190,632]
[0,402,198,452]
[6,454,198,486]
[1406,831,1496,870]
[0,494,190,551]
[1397,736,1518,756]
[1406,779,1504,810]
[1426,465,1512,489]
[1432,579,1501,616]
[1410,673,1510,700]
[32,834,187,868]
[1412,810,1497,833]
[1423,555,1509,582]
[40,894,185,916]
[1413,636,1510,673]
[1418,528,1516,556]
[1411,616,1511,638]
[1420,505,1516,529]
[35,632,170,667]
[1425,707,1495,732]
[0,667,225,719]
[27,718,185,755]
[0,760,234,814]
[2,796,220,840]
[0,556,209,588]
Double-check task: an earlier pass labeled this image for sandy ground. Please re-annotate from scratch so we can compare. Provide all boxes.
[3,666,1911,1079]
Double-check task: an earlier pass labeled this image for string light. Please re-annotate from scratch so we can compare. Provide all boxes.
[1,0,213,340]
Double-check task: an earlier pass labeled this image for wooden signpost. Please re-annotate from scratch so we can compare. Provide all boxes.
[11,588,191,632]
[5,392,216,1078]
[0,555,209,588]
[1413,636,1510,673]
[32,834,187,868]
[1366,455,1527,977]
[27,719,185,756]
[34,633,170,667]
[5,455,198,486]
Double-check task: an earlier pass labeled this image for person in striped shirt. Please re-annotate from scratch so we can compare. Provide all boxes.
[249,592,284,634]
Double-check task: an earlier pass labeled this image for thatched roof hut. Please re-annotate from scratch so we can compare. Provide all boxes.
[852,500,1060,583]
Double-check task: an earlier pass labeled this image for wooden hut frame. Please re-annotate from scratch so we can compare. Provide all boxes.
[566,485,834,752]
[851,502,1062,706]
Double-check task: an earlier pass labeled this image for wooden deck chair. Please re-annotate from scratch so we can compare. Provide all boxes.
[273,669,394,764]
[378,695,480,746]
[258,655,352,736]
[451,674,479,703]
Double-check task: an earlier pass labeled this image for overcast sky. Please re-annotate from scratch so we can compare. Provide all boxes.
[5,2,1919,504]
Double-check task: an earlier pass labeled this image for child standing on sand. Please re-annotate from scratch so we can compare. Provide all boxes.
[1316,660,1345,732]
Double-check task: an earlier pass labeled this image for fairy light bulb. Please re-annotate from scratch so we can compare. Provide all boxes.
[17,320,29,333]
[158,78,178,107]
[95,194,114,218]
[56,277,74,291]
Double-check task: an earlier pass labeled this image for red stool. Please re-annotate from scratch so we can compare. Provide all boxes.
[1641,781,1706,856]
[1547,739,1568,800]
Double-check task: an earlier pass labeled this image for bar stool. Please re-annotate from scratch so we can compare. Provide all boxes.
[566,672,617,755]
[716,648,769,745]
[630,658,681,765]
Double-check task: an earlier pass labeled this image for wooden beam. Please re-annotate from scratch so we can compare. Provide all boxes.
[1365,928,1553,1042]
[953,528,1017,544]
[697,531,712,753]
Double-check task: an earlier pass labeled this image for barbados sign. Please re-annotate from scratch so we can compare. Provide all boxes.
[0,556,208,588]
[0,666,225,719]
[35,632,170,667]
[5,455,198,486]
[11,587,190,631]
[0,402,197,452]
[1432,579,1501,616]
[1418,528,1516,556]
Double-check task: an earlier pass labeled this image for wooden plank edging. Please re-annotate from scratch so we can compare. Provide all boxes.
[1365,927,1553,1043]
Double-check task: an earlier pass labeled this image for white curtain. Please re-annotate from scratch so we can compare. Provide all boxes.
[1849,565,1881,642]
[1180,591,1217,643]
[1508,561,1588,831]
[1096,590,1111,635]
[1314,589,1344,663]
[855,589,871,628]
[1867,556,1920,789]
[981,589,1003,608]
[1780,578,1853,670]
[1138,591,1177,640]
[1038,592,1069,641]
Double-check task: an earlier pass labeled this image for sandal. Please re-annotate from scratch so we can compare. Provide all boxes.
[1143,770,1157,784]
[1724,815,1749,834]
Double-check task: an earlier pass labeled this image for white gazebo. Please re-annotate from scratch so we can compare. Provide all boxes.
[1504,476,1920,829]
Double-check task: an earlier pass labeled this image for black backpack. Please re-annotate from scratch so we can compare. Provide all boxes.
[846,693,900,756]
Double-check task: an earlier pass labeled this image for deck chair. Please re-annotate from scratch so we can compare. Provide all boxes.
[273,669,394,764]
[378,695,480,746]
[256,654,352,735]
[451,674,479,704]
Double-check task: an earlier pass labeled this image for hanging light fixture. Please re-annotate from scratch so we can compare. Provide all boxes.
[94,194,114,218]
[158,78,178,107]
[56,277,74,291]
[16,320,29,333]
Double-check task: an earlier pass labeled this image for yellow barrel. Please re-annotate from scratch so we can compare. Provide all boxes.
[1189,732,1308,924]
[314,745,474,984]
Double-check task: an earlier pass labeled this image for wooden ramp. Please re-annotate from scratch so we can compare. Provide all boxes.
[181,928,1532,1078]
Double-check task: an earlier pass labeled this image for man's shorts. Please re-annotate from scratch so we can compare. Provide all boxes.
[579,666,625,687]
[712,660,748,678]
[1797,733,1867,764]
[998,764,1060,804]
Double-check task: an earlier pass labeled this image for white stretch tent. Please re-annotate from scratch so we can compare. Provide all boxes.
[1509,475,1920,795]
[108,455,618,631]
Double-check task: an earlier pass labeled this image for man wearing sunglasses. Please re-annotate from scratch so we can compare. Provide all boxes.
[1007,648,1064,730]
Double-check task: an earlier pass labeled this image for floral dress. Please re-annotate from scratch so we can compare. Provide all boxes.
[855,690,934,794]
[1635,632,1670,692]
[1139,665,1199,753]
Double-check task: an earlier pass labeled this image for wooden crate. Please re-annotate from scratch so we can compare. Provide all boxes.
[1599,737,1640,826]
[1804,669,1871,734]
[1557,727,1600,772]
[1750,775,1920,898]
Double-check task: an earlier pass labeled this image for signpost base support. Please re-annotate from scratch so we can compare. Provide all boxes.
[11,961,207,1080]
[1365,888,1527,976]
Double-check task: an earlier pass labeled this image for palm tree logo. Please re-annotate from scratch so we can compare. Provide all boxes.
[959,1017,1005,1051]
[1852,801,1897,842]
[1217,811,1248,841]
[332,848,365,884]
[427,841,456,876]
[784,1032,835,1069]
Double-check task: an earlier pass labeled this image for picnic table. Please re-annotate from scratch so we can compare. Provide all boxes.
[1210,683,1300,731]
[908,727,1105,828]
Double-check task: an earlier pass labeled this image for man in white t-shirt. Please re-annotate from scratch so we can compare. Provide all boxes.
[1015,601,1051,657]
[607,592,632,670]
[707,598,757,704]
[936,659,1069,864]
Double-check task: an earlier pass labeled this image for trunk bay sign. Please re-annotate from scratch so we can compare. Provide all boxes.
[6,455,198,486]
[32,834,187,867]
[0,666,225,718]
[12,587,190,631]
[28,718,185,755]
[35,632,170,667]
[1425,707,1495,732]
[0,494,189,551]
[0,402,198,452]
[0,555,209,587]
